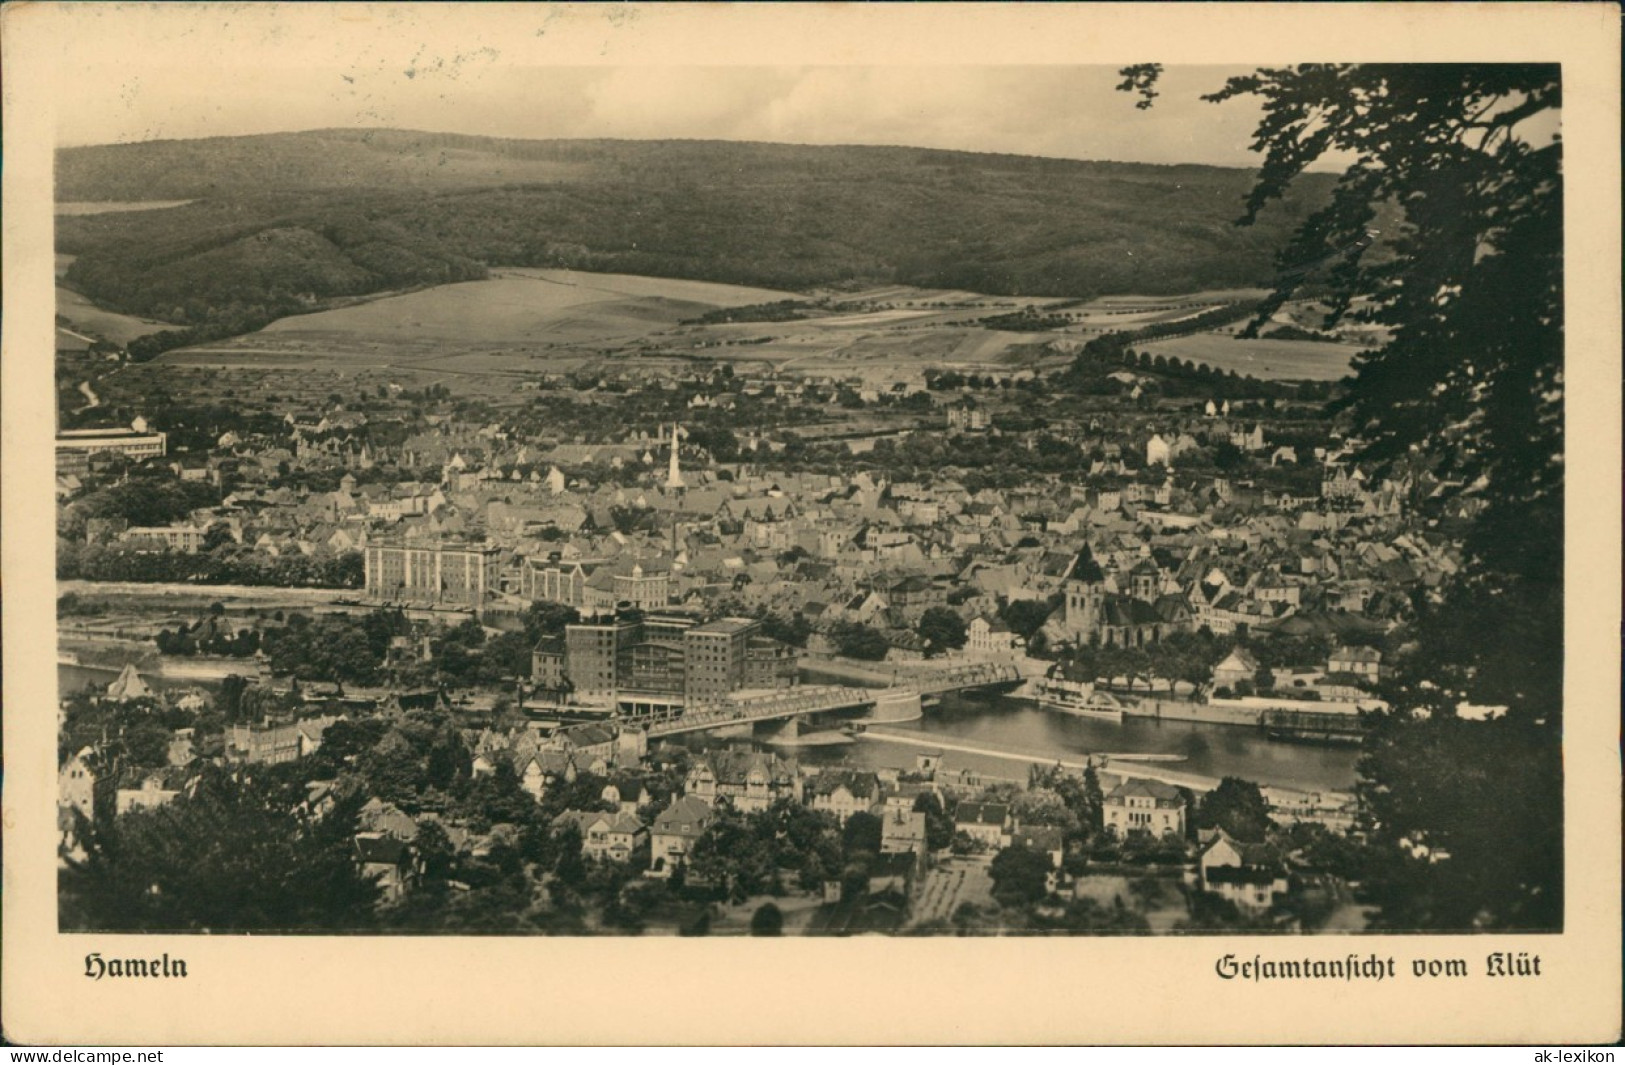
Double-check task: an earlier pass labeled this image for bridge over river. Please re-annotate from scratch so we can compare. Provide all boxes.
[637,660,1024,738]
[641,685,880,738]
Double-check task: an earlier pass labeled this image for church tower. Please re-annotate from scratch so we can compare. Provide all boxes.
[1066,546,1105,637]
[1065,545,1106,641]
[665,422,685,490]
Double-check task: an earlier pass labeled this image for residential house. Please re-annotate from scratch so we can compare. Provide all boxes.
[552,809,648,863]
[115,769,184,815]
[1212,647,1261,690]
[1198,829,1290,913]
[549,722,620,772]
[649,795,714,878]
[227,715,337,765]
[685,749,799,813]
[104,663,155,703]
[965,616,1025,660]
[1010,824,1067,871]
[879,803,928,855]
[355,832,415,903]
[512,749,578,800]
[1103,779,1186,837]
[1146,434,1172,467]
[1328,645,1382,684]
[59,748,97,821]
[602,780,651,816]
[807,769,883,823]
[954,801,1011,849]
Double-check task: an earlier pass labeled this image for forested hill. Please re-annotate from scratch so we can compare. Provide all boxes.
[57,130,1335,331]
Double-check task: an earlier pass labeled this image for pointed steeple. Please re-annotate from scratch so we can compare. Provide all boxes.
[666,422,685,490]
[105,663,153,703]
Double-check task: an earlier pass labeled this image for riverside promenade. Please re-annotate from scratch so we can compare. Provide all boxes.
[857,725,1224,792]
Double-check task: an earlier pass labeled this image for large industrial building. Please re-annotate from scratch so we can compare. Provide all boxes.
[364,539,501,607]
[55,418,168,474]
[541,613,799,715]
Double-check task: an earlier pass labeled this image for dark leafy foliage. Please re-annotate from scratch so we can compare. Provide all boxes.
[830,621,890,662]
[1193,777,1274,844]
[989,843,1054,905]
[916,607,969,656]
[58,541,364,589]
[58,134,1333,340]
[1123,63,1564,930]
[60,768,381,932]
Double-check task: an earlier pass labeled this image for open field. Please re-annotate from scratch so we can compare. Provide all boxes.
[1085,288,1269,307]
[252,269,798,347]
[56,200,194,216]
[132,268,1349,384]
[1140,330,1359,381]
[56,285,172,345]
[157,269,1078,378]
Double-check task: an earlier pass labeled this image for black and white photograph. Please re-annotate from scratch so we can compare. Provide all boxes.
[4,1,1619,1047]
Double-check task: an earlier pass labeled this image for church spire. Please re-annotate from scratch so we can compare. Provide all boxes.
[666,422,685,490]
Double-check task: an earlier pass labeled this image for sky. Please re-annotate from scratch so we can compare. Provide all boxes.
[54,59,1282,169]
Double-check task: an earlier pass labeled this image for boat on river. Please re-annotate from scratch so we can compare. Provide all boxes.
[1026,668,1125,723]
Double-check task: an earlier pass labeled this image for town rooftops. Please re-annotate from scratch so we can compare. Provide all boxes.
[1068,548,1106,584]
[810,768,881,799]
[354,832,408,865]
[653,796,713,837]
[1106,779,1184,804]
[954,801,1010,827]
[689,617,759,636]
[104,663,155,703]
[551,809,645,836]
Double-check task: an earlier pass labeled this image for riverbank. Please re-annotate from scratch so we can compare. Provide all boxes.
[58,579,353,604]
[858,725,1225,792]
[1119,697,1263,728]
[764,731,854,748]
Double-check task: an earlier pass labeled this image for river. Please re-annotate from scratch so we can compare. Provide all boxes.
[57,665,1361,794]
[789,690,1362,794]
[59,662,218,696]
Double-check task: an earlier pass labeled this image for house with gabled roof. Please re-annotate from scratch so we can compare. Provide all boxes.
[354,832,415,902]
[880,803,929,856]
[59,748,97,822]
[1010,824,1066,870]
[513,749,577,800]
[551,809,647,863]
[1103,778,1186,837]
[807,768,882,823]
[1212,647,1261,690]
[686,749,798,813]
[602,779,651,816]
[954,800,1011,849]
[1198,828,1289,913]
[649,795,714,878]
[115,768,188,816]
[104,663,155,703]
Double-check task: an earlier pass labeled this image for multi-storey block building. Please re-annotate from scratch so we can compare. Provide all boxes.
[563,617,644,699]
[521,556,598,608]
[365,539,501,607]
[683,618,758,705]
[122,525,206,553]
[55,418,167,474]
[551,613,794,712]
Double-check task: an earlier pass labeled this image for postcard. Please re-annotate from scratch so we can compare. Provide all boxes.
[3,1,1619,1046]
